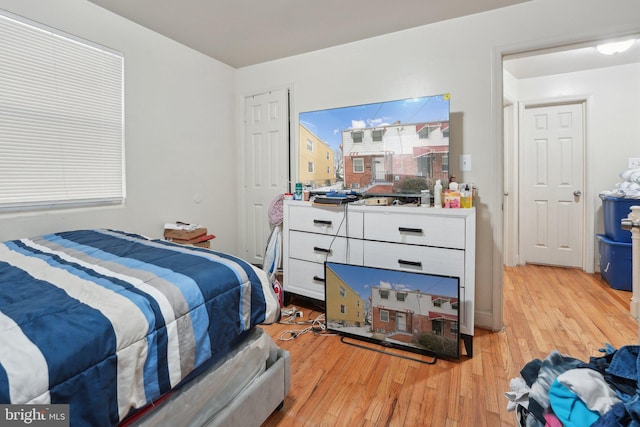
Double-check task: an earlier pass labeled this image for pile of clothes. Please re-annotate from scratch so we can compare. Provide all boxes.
[599,168,640,199]
[505,344,640,427]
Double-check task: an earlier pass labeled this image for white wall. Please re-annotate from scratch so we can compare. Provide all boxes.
[508,63,640,269]
[0,0,240,254]
[236,0,640,330]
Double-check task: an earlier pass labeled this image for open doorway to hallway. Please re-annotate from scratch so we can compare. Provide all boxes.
[502,35,640,272]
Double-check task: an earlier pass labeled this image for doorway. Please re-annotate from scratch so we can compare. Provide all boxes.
[373,157,385,181]
[502,36,640,271]
[498,32,640,332]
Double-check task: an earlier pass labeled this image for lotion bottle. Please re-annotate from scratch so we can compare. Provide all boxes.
[433,180,443,208]
[448,182,460,208]
[461,184,472,208]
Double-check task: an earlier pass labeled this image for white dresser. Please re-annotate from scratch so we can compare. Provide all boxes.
[282,200,476,355]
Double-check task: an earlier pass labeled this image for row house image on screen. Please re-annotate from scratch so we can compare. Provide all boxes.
[342,121,449,192]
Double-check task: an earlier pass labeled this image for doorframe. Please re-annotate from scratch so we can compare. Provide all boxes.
[503,100,517,267]
[516,97,593,272]
[490,27,640,331]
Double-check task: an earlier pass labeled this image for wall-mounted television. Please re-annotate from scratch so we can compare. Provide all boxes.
[298,94,450,196]
[324,261,460,360]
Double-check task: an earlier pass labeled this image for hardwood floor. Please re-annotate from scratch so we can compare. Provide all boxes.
[261,265,638,426]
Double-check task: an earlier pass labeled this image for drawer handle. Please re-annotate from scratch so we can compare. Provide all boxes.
[398,227,423,234]
[398,259,423,268]
[313,275,326,283]
[313,219,332,226]
[313,246,332,254]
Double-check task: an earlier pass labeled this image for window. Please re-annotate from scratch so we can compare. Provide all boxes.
[396,292,407,302]
[0,11,124,210]
[450,322,458,335]
[351,130,363,143]
[432,319,443,335]
[340,287,346,297]
[308,162,314,173]
[372,129,384,142]
[353,158,364,173]
[380,310,389,322]
[379,289,389,299]
[340,304,346,314]
[306,138,314,151]
[326,152,330,160]
[418,126,433,139]
[442,154,449,173]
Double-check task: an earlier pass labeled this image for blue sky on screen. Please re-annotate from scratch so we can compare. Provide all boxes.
[326,262,458,299]
[300,94,450,152]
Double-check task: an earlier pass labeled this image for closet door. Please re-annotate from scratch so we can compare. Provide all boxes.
[243,88,289,265]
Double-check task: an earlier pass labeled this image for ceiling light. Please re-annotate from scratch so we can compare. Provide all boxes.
[596,39,635,55]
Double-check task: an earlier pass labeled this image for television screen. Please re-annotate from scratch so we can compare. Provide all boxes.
[298,94,450,196]
[324,261,460,360]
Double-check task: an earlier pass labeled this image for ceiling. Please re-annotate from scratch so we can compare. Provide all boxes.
[87,0,530,68]
[504,37,640,79]
[86,0,639,76]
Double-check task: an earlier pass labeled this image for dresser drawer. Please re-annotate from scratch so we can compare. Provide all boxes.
[363,211,465,249]
[287,203,363,238]
[288,231,364,264]
[362,240,465,284]
[285,258,327,301]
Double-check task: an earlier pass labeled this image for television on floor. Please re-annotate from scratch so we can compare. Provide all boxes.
[324,261,460,360]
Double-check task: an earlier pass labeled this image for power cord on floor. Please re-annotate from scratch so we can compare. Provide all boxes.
[277,312,333,341]
[279,306,307,325]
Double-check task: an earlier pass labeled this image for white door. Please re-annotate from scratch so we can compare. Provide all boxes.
[243,89,289,266]
[373,156,385,181]
[396,312,407,332]
[521,102,584,267]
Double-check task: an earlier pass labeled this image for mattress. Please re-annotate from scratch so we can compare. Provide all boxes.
[0,229,280,426]
[126,326,281,426]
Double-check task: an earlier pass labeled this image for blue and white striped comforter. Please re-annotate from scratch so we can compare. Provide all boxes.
[0,229,279,426]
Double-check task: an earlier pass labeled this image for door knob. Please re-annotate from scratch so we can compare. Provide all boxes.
[573,190,582,197]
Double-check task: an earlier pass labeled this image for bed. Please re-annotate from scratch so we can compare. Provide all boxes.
[0,229,289,426]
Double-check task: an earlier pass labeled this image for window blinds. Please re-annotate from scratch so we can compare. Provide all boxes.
[0,11,124,210]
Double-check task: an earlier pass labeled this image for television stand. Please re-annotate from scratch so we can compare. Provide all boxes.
[462,333,473,358]
[340,336,438,365]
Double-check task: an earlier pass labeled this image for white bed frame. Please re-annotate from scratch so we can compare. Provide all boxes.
[128,328,290,427]
[207,347,290,427]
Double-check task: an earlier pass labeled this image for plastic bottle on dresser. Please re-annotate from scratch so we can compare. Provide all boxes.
[448,181,460,208]
[433,180,443,208]
[461,184,472,208]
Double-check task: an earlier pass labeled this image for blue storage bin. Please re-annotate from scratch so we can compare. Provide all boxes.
[597,234,632,291]
[600,195,640,243]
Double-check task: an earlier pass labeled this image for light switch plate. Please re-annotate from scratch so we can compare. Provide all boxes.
[460,154,472,172]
